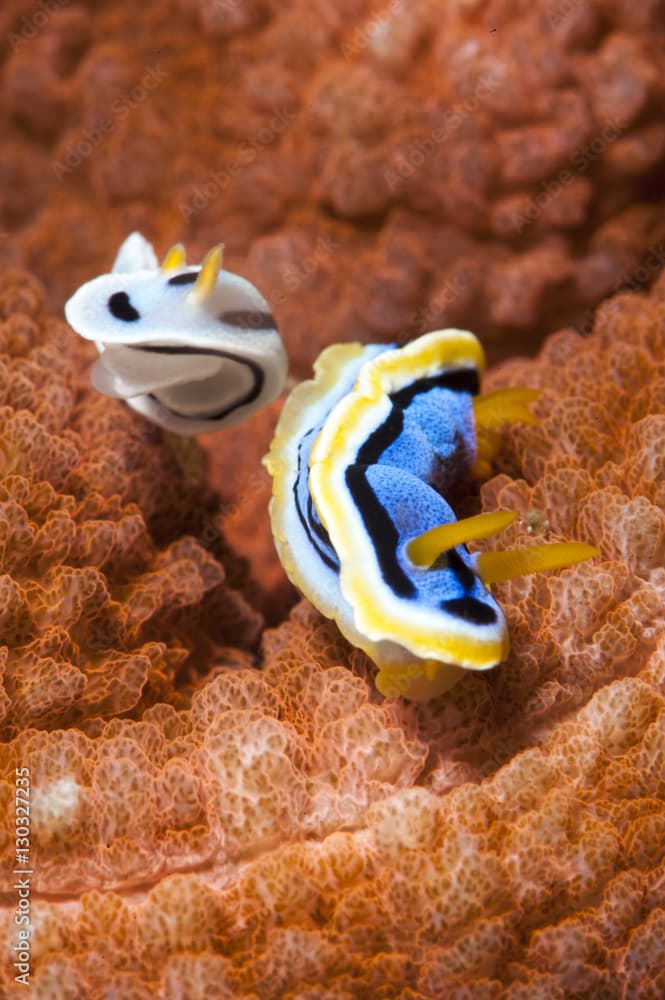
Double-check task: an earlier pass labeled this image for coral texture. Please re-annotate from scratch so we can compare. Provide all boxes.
[1,0,664,374]
[0,270,262,740]
[2,261,665,994]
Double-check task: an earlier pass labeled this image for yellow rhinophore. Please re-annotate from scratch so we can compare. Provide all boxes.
[187,243,225,305]
[407,511,517,567]
[160,243,187,272]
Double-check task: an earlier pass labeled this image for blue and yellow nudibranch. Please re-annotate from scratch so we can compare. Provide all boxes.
[65,232,287,434]
[264,329,599,701]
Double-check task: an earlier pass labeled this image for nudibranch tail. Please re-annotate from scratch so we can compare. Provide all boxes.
[476,541,601,585]
[65,232,287,435]
[265,327,601,703]
[407,510,517,568]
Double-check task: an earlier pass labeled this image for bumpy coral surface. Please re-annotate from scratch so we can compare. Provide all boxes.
[1,0,664,372]
[2,259,665,994]
[0,271,263,740]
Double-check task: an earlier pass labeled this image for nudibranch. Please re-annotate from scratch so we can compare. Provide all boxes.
[65,232,287,434]
[264,329,599,702]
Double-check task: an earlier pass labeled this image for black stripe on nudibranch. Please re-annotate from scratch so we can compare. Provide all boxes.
[354,369,479,470]
[345,464,415,598]
[444,548,476,592]
[390,368,480,408]
[108,291,140,322]
[167,271,199,285]
[356,407,404,465]
[347,406,417,596]
[219,310,277,331]
[441,596,497,625]
[342,365,483,602]
[133,344,264,421]
[292,429,339,573]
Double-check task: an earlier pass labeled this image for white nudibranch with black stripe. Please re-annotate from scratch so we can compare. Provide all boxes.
[65,232,287,434]
[264,329,599,702]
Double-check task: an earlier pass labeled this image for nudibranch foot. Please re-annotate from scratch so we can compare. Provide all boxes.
[375,660,467,703]
[265,327,600,702]
[65,232,287,435]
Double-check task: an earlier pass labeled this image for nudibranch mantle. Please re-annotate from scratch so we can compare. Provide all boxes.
[265,329,599,702]
[65,232,287,434]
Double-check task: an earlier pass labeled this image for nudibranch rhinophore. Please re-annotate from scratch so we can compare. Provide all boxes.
[264,329,600,702]
[65,232,287,434]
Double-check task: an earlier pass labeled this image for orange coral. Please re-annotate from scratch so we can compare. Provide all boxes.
[0,271,261,738]
[1,0,665,371]
[1,264,665,994]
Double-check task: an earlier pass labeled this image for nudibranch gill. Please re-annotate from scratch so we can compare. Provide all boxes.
[264,329,600,702]
[65,232,287,434]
